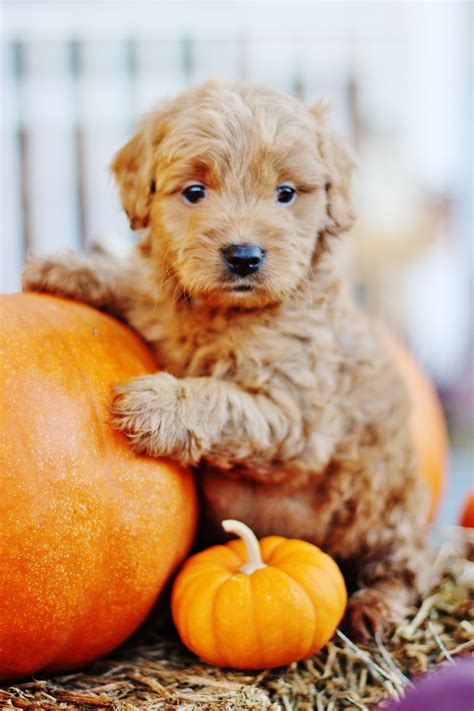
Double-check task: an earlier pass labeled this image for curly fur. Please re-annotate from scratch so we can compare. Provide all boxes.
[23,81,433,641]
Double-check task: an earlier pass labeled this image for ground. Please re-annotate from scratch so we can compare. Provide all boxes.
[1,536,472,711]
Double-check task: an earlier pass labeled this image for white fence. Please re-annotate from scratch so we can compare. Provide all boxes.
[1,24,360,291]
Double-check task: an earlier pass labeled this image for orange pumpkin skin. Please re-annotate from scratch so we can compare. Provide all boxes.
[459,490,474,528]
[0,293,198,681]
[385,334,449,520]
[171,533,347,669]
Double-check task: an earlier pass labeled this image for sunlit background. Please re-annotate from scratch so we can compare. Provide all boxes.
[1,1,472,523]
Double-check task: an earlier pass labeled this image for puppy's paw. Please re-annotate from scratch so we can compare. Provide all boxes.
[344,587,405,642]
[110,373,202,464]
[22,253,104,305]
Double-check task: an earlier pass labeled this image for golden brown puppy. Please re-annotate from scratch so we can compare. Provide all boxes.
[23,81,433,640]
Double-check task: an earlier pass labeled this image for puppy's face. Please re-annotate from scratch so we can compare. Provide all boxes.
[112,82,354,309]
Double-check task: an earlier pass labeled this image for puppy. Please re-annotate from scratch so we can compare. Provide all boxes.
[23,81,433,640]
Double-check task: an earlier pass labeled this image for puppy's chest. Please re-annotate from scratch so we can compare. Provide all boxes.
[129,302,342,410]
[129,303,235,377]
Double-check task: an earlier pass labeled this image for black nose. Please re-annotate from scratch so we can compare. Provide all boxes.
[223,244,264,277]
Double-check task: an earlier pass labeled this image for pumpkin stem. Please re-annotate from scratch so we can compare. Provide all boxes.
[222,519,267,575]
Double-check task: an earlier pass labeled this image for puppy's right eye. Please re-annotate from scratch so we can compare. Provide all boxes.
[182,183,207,205]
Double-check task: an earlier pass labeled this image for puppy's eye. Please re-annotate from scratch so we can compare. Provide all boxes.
[182,183,207,205]
[275,184,296,205]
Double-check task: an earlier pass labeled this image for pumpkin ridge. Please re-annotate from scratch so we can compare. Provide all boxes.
[248,571,266,668]
[225,538,255,567]
[172,564,232,614]
[277,560,346,649]
[176,558,236,584]
[300,555,347,613]
[191,543,244,571]
[306,556,347,605]
[177,570,229,659]
[261,565,318,659]
[273,550,339,574]
[278,563,323,636]
[272,543,346,588]
[263,537,305,566]
[210,577,232,667]
[265,539,321,564]
[258,536,288,565]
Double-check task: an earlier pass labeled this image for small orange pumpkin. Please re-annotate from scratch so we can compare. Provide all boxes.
[171,520,347,669]
[459,490,474,528]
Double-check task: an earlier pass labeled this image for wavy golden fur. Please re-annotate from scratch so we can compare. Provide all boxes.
[23,81,433,640]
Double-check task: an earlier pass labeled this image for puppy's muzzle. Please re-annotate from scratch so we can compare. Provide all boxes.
[223,244,265,278]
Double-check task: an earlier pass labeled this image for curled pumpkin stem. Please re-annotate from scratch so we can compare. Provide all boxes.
[222,519,267,575]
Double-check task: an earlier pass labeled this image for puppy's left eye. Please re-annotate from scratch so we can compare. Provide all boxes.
[275,184,296,205]
[182,183,207,205]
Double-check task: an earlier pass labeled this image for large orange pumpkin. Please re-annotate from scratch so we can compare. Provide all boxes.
[172,519,347,669]
[0,293,198,681]
[384,333,448,520]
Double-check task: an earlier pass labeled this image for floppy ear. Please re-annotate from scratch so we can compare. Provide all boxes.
[110,119,157,231]
[310,104,355,237]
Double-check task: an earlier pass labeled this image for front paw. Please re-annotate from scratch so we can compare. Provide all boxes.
[110,373,202,464]
[22,253,103,304]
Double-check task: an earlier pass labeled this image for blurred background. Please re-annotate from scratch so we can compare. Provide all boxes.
[1,1,472,524]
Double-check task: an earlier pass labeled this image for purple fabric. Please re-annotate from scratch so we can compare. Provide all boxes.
[382,658,474,711]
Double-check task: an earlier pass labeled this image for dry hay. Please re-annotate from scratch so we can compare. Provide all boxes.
[1,531,473,711]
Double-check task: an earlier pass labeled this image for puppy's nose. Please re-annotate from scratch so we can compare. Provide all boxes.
[223,244,264,277]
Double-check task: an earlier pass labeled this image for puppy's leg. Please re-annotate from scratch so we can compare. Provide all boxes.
[111,373,302,476]
[22,252,129,317]
[345,531,435,641]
